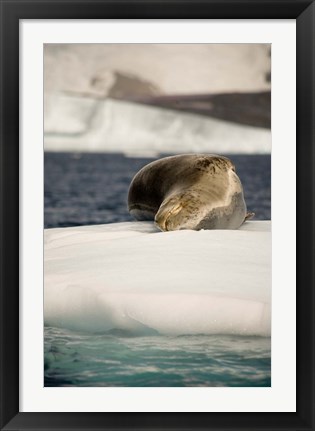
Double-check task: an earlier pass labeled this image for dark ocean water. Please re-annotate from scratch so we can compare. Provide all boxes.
[44,153,271,228]
[44,152,271,387]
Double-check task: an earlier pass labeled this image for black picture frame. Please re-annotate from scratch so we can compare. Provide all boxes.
[0,1,314,430]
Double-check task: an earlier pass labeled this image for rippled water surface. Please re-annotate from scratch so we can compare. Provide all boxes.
[44,153,271,228]
[45,327,271,387]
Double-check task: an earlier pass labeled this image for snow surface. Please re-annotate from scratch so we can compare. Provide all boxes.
[44,221,271,337]
[44,96,271,156]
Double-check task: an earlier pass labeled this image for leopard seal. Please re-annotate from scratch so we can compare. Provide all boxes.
[128,154,252,231]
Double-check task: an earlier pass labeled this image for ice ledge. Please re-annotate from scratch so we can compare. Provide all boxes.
[44,221,271,336]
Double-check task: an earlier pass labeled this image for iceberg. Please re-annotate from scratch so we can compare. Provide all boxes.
[44,221,271,337]
[44,95,271,155]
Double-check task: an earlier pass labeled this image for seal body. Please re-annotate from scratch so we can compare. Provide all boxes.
[128,154,247,231]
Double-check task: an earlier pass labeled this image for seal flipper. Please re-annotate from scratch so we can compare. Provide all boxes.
[155,192,204,232]
[244,211,255,222]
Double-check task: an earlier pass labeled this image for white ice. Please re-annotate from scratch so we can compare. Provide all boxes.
[44,221,271,337]
[44,96,271,156]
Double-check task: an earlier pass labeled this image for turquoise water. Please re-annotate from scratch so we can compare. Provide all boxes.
[44,327,271,387]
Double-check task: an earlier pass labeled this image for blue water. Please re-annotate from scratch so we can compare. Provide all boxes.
[44,152,271,387]
[44,153,271,228]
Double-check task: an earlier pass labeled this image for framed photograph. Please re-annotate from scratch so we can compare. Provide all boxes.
[1,1,314,430]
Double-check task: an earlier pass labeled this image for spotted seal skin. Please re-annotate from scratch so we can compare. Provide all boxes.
[128,154,250,231]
